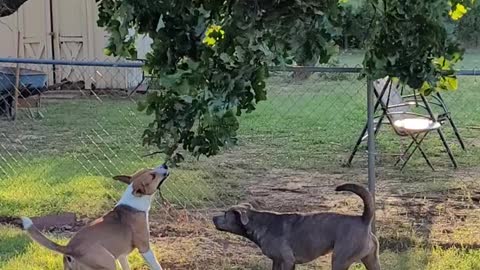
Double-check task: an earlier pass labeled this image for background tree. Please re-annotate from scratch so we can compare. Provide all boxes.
[456,2,480,48]
[336,0,374,50]
[97,0,474,164]
[339,0,479,51]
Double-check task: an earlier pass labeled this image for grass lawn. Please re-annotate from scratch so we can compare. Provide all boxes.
[1,58,480,269]
[239,75,480,169]
[0,100,236,218]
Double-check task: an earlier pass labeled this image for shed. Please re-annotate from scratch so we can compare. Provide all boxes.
[0,0,149,90]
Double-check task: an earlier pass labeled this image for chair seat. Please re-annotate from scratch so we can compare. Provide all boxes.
[347,76,459,170]
[393,118,441,134]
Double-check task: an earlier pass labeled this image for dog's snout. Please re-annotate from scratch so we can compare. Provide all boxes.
[153,164,169,177]
[212,216,220,227]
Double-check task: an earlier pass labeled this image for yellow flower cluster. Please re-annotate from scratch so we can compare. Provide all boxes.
[203,25,225,47]
[449,3,468,20]
[449,0,476,20]
[420,56,461,93]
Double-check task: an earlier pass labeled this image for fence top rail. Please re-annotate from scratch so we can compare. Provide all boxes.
[270,66,363,73]
[272,66,480,76]
[457,69,480,76]
[0,58,144,68]
[0,58,478,76]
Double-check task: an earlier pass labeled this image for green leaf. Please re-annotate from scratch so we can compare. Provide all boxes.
[439,76,458,91]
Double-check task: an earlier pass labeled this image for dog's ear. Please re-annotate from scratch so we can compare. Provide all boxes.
[113,175,132,184]
[233,207,250,226]
[132,177,147,197]
[132,180,146,196]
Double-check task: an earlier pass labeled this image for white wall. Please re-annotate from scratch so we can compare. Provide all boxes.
[135,34,153,60]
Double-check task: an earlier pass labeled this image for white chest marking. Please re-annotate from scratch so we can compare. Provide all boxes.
[116,184,153,212]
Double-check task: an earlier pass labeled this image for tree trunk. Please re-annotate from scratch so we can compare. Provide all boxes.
[476,17,479,48]
[292,58,318,81]
[344,34,349,51]
[0,0,29,17]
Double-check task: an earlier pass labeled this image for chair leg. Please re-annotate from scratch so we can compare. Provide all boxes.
[395,139,416,166]
[346,85,388,167]
[346,123,368,167]
[346,115,384,166]
[446,115,466,151]
[436,129,458,169]
[374,115,384,136]
[399,133,429,171]
[436,93,466,151]
[408,134,435,171]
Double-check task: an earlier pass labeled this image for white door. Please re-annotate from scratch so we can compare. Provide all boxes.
[51,0,89,83]
[18,0,53,60]
[16,0,54,82]
[0,15,19,58]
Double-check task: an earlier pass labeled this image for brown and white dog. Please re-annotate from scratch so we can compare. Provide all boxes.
[20,164,170,270]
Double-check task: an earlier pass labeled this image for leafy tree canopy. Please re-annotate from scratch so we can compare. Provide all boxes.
[96,0,475,163]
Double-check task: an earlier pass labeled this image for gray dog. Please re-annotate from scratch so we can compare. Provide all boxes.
[213,183,380,270]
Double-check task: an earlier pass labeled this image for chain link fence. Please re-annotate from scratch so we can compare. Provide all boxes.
[1,58,480,269]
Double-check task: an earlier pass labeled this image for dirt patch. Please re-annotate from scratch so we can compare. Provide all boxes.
[0,213,81,232]
[142,162,480,269]
[146,210,269,270]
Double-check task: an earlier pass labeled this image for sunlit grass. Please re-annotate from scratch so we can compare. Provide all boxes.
[0,54,480,269]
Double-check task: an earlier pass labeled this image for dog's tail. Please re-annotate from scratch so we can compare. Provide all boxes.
[20,217,68,255]
[335,184,374,224]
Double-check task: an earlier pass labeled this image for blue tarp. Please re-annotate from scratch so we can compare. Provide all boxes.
[0,67,47,97]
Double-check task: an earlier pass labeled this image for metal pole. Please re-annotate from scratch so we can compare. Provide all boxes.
[13,32,21,121]
[0,58,144,68]
[367,78,376,233]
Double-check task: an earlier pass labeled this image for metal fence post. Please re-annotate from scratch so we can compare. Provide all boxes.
[367,78,376,234]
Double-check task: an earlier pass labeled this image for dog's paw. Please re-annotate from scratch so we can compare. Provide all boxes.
[20,217,33,230]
